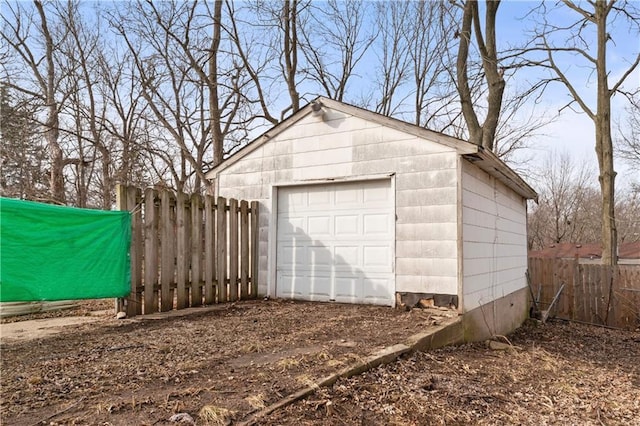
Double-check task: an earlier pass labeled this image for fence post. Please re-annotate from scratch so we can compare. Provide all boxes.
[204,195,216,304]
[160,190,175,312]
[217,196,228,303]
[115,184,127,315]
[240,200,249,299]
[176,191,189,309]
[229,198,239,302]
[115,184,142,317]
[144,188,159,314]
[250,201,259,298]
[191,194,203,307]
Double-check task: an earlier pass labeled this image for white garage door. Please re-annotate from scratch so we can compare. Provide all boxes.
[276,179,395,306]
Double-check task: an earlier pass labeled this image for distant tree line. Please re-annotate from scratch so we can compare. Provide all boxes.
[528,151,640,249]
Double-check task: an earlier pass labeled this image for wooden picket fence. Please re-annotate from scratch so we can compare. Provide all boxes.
[116,185,259,317]
[528,257,640,330]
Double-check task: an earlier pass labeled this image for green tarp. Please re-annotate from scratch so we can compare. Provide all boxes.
[0,197,131,302]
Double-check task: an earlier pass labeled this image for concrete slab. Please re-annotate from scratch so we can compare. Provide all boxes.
[0,316,106,343]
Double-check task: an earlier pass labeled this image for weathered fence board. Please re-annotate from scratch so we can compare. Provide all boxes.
[117,185,259,316]
[217,196,227,303]
[160,190,174,312]
[250,201,259,298]
[204,195,216,305]
[176,191,189,310]
[529,257,640,330]
[190,194,203,307]
[240,200,250,299]
[144,188,159,314]
[229,198,239,302]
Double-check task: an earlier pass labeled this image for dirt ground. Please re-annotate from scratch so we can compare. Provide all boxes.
[0,299,443,425]
[269,320,640,426]
[1,300,639,426]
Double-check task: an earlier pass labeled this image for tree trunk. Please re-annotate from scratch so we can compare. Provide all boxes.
[595,0,617,265]
[210,0,224,167]
[455,0,504,150]
[283,0,300,113]
[456,0,482,145]
[35,0,65,203]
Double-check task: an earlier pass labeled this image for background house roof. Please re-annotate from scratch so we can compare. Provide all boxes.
[529,242,640,259]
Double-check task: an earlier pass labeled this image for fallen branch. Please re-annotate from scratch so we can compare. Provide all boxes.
[31,397,85,426]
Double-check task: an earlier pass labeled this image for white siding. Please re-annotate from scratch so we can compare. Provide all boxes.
[216,108,459,297]
[461,160,528,312]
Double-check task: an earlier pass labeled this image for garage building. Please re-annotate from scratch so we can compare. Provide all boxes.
[206,97,538,340]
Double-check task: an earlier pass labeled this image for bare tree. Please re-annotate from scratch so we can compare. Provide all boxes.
[528,151,600,249]
[109,0,249,191]
[408,0,459,130]
[373,1,411,117]
[298,0,375,102]
[525,0,640,265]
[616,187,640,243]
[617,95,640,168]
[224,0,310,123]
[0,86,48,200]
[1,0,70,203]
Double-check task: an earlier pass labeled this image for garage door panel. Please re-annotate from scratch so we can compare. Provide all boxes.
[308,188,331,207]
[279,191,307,212]
[279,245,307,266]
[334,187,360,205]
[277,274,304,297]
[309,275,332,300]
[363,246,392,268]
[277,180,394,306]
[279,217,306,234]
[334,276,361,302]
[335,215,359,235]
[308,244,332,266]
[363,277,393,302]
[308,216,331,234]
[334,246,359,267]
[364,183,390,201]
[363,213,391,234]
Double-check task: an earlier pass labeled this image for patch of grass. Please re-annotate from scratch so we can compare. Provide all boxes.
[326,359,344,368]
[27,375,43,385]
[199,405,235,425]
[239,342,265,353]
[295,374,315,387]
[245,393,266,410]
[277,357,300,370]
[315,351,331,361]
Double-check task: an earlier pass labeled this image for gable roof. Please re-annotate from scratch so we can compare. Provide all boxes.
[206,97,538,201]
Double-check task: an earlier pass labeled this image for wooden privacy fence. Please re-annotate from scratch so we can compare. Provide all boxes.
[116,185,259,317]
[528,257,640,330]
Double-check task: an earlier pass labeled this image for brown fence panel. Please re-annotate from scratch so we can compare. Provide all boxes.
[143,188,159,314]
[204,195,216,305]
[160,190,175,312]
[117,185,259,316]
[228,198,239,302]
[240,200,250,299]
[217,196,227,303]
[190,194,203,307]
[615,266,640,329]
[250,200,259,298]
[528,257,640,329]
[175,192,190,310]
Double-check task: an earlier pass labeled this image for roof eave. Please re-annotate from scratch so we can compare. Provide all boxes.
[462,148,538,202]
